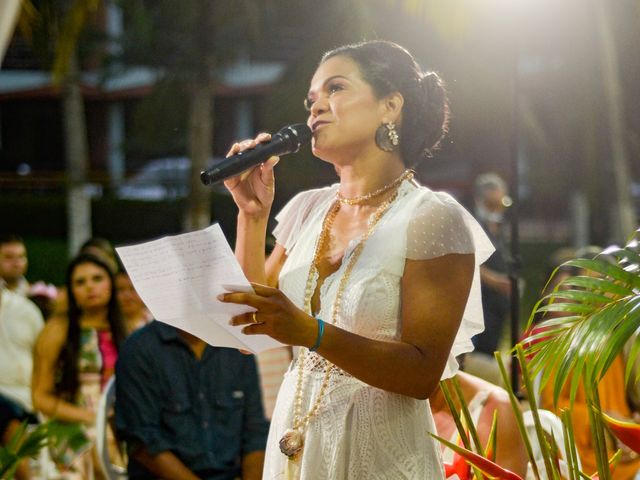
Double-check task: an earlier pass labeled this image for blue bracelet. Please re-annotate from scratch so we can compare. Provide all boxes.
[309,317,325,352]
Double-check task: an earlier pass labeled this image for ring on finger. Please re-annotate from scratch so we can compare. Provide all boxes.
[252,312,259,324]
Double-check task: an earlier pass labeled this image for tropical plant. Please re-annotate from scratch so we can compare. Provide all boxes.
[0,421,47,479]
[434,228,640,480]
[0,420,88,479]
[521,228,640,479]
[433,347,634,480]
[523,229,640,406]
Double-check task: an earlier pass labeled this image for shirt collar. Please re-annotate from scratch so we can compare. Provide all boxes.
[156,321,181,343]
[155,321,217,354]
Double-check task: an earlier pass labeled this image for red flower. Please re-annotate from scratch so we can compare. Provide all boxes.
[432,433,524,480]
[444,452,471,479]
[601,412,640,454]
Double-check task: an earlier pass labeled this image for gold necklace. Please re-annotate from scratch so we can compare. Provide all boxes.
[336,169,414,206]
[278,177,407,460]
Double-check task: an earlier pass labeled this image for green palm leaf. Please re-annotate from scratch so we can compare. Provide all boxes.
[560,276,633,297]
[562,258,640,289]
[522,229,640,407]
[541,290,612,306]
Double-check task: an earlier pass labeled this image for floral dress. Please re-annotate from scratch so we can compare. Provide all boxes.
[52,327,118,479]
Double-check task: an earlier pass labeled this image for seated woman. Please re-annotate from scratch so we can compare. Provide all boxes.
[430,370,528,478]
[32,253,125,478]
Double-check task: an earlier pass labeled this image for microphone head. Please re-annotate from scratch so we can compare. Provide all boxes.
[276,123,312,153]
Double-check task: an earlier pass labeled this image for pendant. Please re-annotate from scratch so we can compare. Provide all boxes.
[279,428,304,459]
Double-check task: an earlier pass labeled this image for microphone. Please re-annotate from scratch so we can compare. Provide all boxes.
[200,123,312,185]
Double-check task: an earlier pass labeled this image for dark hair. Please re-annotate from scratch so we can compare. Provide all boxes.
[321,40,450,164]
[0,234,25,248]
[56,253,125,400]
[78,237,119,273]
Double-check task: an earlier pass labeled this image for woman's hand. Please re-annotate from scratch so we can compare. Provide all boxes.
[224,133,279,219]
[220,283,317,347]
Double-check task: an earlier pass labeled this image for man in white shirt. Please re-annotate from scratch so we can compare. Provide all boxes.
[0,235,29,296]
[0,286,44,413]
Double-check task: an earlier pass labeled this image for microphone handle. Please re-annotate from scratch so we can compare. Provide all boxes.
[200,138,286,185]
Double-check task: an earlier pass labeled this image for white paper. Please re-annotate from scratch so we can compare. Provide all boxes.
[115,224,283,354]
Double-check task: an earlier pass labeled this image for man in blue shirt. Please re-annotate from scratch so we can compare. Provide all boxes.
[115,321,269,480]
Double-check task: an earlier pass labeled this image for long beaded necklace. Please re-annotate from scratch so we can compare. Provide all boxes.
[278,170,414,461]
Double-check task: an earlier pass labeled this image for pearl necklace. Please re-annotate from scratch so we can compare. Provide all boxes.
[336,169,414,206]
[278,175,409,461]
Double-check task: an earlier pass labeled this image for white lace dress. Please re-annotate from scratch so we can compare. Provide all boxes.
[263,180,494,480]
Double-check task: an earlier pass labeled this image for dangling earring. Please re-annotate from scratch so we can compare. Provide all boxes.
[375,122,399,152]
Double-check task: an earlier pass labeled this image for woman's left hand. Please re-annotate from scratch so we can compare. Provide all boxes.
[220,283,317,347]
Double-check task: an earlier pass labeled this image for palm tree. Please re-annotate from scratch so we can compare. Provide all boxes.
[117,0,277,231]
[17,0,103,255]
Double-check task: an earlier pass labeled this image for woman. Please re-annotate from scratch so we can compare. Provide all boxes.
[219,40,494,479]
[32,253,125,477]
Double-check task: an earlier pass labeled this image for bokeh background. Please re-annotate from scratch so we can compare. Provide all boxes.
[1,0,639,327]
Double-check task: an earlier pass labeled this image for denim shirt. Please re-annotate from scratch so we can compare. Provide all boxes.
[115,321,269,480]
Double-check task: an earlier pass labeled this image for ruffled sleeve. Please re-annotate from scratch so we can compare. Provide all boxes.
[272,186,335,254]
[403,190,495,379]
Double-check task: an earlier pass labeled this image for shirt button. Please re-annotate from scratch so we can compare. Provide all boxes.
[199,392,205,400]
[203,421,209,428]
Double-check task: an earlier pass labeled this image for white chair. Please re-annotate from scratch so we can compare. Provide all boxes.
[523,409,581,479]
[95,376,128,480]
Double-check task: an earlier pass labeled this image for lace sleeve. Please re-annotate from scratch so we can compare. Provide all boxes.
[272,187,334,254]
[404,190,495,379]
[405,192,485,260]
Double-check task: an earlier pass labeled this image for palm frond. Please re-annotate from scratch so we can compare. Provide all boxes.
[560,276,634,297]
[560,409,581,480]
[562,258,640,290]
[0,421,49,478]
[519,230,640,479]
[523,229,640,405]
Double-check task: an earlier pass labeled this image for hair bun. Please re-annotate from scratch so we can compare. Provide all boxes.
[418,72,449,157]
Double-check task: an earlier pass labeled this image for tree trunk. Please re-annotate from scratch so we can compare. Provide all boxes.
[62,55,92,256]
[592,0,637,243]
[183,75,213,232]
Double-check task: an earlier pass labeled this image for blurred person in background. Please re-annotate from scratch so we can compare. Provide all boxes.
[0,234,59,318]
[0,286,44,414]
[79,238,119,274]
[464,173,512,385]
[0,234,30,295]
[115,321,269,480]
[32,253,125,478]
[471,173,512,357]
[51,237,120,320]
[115,269,152,336]
[0,283,45,480]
